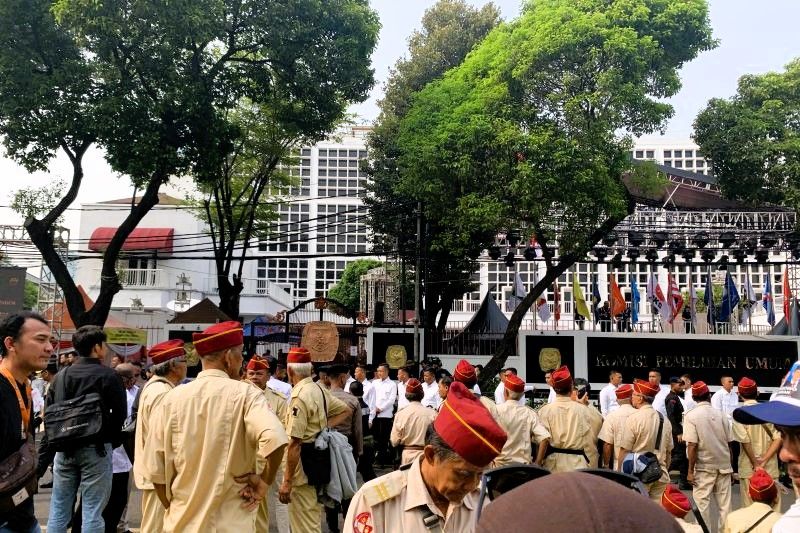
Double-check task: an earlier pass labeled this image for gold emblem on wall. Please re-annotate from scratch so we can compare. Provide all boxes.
[539,347,561,372]
[184,343,200,366]
[386,345,407,369]
[301,321,339,362]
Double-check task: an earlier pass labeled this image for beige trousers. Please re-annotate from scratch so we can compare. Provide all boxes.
[140,489,165,533]
[693,470,731,532]
[288,483,321,533]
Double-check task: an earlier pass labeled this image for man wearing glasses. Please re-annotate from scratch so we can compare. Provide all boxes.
[734,360,800,532]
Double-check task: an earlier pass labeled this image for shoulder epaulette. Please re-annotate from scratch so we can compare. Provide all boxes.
[363,470,407,507]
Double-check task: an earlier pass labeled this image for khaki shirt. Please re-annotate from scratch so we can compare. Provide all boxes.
[598,403,636,469]
[494,400,551,466]
[583,403,604,468]
[731,399,780,479]
[330,388,364,456]
[263,385,288,424]
[478,395,500,419]
[722,502,781,533]
[539,396,592,472]
[146,369,289,532]
[344,457,480,533]
[285,376,348,486]
[683,401,732,473]
[133,376,174,490]
[619,404,674,483]
[391,402,436,449]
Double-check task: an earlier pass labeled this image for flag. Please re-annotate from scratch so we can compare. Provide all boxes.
[553,281,561,321]
[784,268,792,327]
[506,272,526,312]
[719,271,740,323]
[592,276,602,322]
[631,278,641,324]
[763,275,775,326]
[647,273,669,321]
[537,297,551,322]
[739,275,757,325]
[688,281,698,330]
[666,273,684,323]
[705,269,716,329]
[573,273,591,320]
[609,275,626,316]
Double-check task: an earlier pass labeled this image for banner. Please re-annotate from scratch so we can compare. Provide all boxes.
[0,267,26,322]
[104,327,148,345]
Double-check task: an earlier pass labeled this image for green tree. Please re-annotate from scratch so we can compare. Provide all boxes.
[24,281,39,310]
[694,59,800,210]
[327,259,383,314]
[1,0,378,326]
[389,0,716,387]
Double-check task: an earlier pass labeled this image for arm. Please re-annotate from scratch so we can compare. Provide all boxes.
[600,389,609,417]
[390,416,402,447]
[687,442,698,485]
[234,446,287,512]
[534,438,549,466]
[602,442,612,469]
[154,483,170,509]
[352,403,363,457]
[759,433,782,468]
[741,441,758,469]
[279,437,302,504]
[616,446,629,472]
[375,382,397,414]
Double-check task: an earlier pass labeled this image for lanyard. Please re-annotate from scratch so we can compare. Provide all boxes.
[0,366,31,438]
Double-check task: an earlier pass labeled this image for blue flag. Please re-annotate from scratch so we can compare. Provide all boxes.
[631,278,640,324]
[719,271,740,323]
[705,269,716,328]
[592,276,602,322]
[763,276,776,326]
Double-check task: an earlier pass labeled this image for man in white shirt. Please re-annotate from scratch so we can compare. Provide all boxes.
[372,363,397,466]
[355,363,376,426]
[681,373,696,412]
[494,368,526,406]
[599,370,622,417]
[420,368,440,409]
[545,369,557,404]
[396,366,410,411]
[267,358,292,399]
[711,374,739,476]
[648,369,669,417]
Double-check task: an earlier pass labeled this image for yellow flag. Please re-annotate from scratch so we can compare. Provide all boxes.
[573,273,591,319]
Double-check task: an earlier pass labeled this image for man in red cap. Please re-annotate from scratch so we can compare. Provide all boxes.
[599,383,636,470]
[390,378,437,466]
[495,373,551,466]
[661,484,703,532]
[145,322,289,532]
[134,339,188,533]
[279,346,350,533]
[730,377,782,510]
[345,382,507,532]
[453,359,499,418]
[617,378,674,502]
[683,380,732,531]
[538,366,595,472]
[723,469,782,532]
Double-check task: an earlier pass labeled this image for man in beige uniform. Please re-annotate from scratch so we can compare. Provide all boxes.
[495,373,550,466]
[723,469,782,533]
[146,322,289,533]
[731,377,782,510]
[390,378,437,465]
[453,359,499,418]
[244,355,289,533]
[661,484,704,533]
[574,378,603,468]
[618,379,674,502]
[684,381,732,532]
[278,347,349,533]
[345,381,507,533]
[134,339,187,533]
[599,383,636,469]
[539,366,592,472]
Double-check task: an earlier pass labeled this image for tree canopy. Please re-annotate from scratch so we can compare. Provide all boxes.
[327,259,384,314]
[694,58,800,210]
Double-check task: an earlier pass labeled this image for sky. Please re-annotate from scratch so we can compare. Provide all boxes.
[1,0,799,236]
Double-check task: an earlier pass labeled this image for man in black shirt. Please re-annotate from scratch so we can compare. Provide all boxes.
[664,376,690,490]
[0,311,53,533]
[45,325,126,533]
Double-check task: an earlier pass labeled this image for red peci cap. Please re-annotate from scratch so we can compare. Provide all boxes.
[434,381,507,467]
[149,339,185,365]
[749,469,777,503]
[633,378,659,398]
[615,383,633,400]
[661,484,690,518]
[246,356,269,371]
[192,321,243,357]
[505,374,525,393]
[406,378,423,395]
[738,377,757,396]
[454,359,477,387]
[287,346,311,364]
[552,365,572,389]
[692,381,709,397]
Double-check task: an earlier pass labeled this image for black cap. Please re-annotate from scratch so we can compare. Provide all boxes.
[669,376,682,384]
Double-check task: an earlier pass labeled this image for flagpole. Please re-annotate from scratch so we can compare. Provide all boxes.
[532,260,538,331]
[747,264,753,335]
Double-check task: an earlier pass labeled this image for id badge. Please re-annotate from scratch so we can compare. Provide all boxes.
[11,486,29,506]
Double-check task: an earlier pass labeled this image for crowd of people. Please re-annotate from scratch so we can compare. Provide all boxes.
[2,310,800,532]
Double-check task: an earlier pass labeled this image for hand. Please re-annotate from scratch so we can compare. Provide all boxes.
[687,471,695,486]
[234,473,267,512]
[376,407,382,414]
[279,479,293,504]
[677,434,683,443]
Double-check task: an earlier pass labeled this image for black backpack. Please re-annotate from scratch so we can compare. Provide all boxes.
[44,368,105,452]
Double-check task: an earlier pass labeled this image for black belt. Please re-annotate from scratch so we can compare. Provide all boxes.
[545,446,589,463]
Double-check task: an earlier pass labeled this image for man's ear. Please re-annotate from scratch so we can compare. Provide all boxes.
[423,445,436,465]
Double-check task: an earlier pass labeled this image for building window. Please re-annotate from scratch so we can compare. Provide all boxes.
[645,150,655,159]
[674,150,682,158]
[260,258,309,302]
[674,160,683,168]
[317,148,369,197]
[315,260,350,296]
[663,150,672,158]
[259,204,310,253]
[635,150,644,159]
[685,160,694,168]
[316,204,370,254]
[684,150,693,158]
[664,160,672,167]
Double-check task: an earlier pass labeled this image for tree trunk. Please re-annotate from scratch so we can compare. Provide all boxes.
[217,274,244,321]
[437,294,453,332]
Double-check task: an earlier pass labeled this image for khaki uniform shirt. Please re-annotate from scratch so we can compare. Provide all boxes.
[494,400,551,466]
[598,403,636,469]
[683,401,732,473]
[330,388,363,456]
[344,457,480,533]
[539,396,592,472]
[285,376,348,486]
[133,376,174,490]
[731,400,780,479]
[722,502,781,533]
[478,395,499,419]
[263,386,288,424]
[583,403,604,468]
[390,402,436,449]
[146,369,289,532]
[619,404,674,483]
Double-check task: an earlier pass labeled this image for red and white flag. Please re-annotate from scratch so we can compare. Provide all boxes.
[667,273,684,323]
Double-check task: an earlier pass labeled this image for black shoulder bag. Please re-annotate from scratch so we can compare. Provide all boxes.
[624,412,664,484]
[299,384,332,487]
[44,367,105,452]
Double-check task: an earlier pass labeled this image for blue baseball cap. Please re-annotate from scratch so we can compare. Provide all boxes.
[733,359,800,427]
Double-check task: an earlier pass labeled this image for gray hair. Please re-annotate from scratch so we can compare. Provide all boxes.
[507,390,523,401]
[152,358,180,377]
[425,424,460,463]
[288,362,313,378]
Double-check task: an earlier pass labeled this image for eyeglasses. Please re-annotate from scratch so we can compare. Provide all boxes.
[476,464,648,521]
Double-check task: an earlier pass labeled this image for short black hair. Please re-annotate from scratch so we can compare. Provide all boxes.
[0,312,49,356]
[377,363,390,372]
[505,367,518,375]
[72,325,107,357]
[439,375,453,387]
[349,381,364,397]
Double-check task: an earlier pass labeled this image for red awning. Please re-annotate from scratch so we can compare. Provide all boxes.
[88,227,174,253]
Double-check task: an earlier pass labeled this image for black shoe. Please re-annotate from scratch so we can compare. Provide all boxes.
[40,480,53,489]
